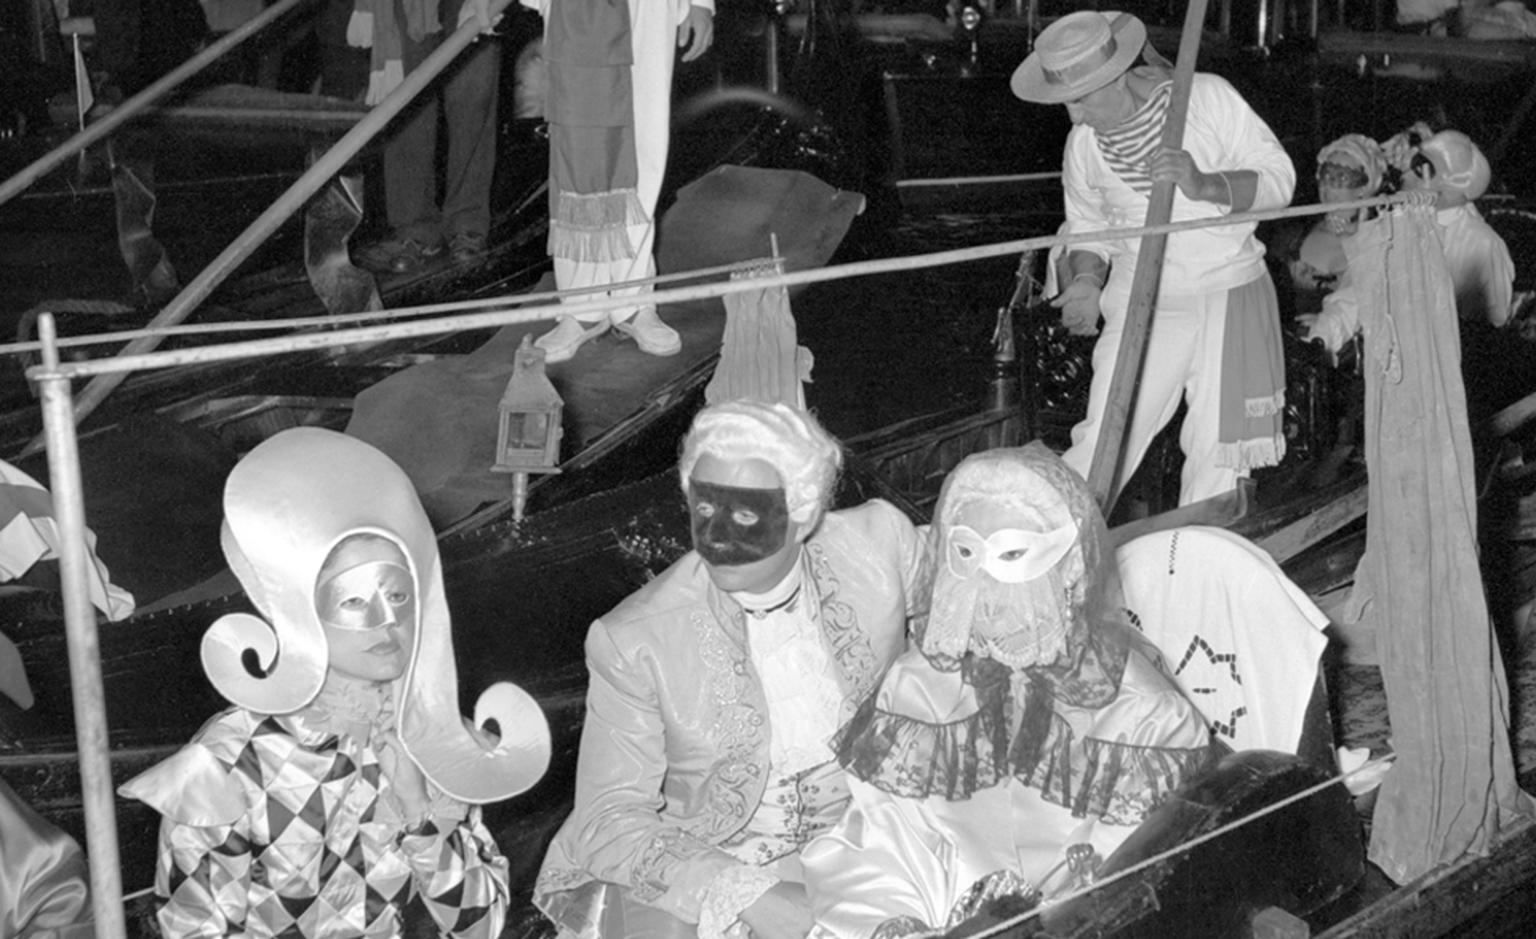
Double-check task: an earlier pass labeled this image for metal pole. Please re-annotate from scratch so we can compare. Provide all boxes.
[765,2,783,95]
[25,0,52,64]
[54,0,516,439]
[0,0,316,208]
[35,312,126,939]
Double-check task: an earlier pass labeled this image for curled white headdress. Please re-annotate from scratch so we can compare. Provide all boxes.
[202,428,550,802]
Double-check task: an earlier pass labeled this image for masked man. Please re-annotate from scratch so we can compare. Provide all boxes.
[1013,11,1296,505]
[535,401,928,939]
[803,445,1212,939]
[121,428,551,939]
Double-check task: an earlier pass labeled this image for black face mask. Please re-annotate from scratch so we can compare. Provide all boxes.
[687,479,791,567]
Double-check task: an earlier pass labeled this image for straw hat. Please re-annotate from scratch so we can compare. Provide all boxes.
[1011,11,1147,104]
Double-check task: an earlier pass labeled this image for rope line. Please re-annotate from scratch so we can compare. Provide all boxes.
[964,751,1399,939]
[14,193,1419,371]
[1,256,775,354]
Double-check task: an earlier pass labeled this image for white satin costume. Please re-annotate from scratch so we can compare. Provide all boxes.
[804,445,1212,939]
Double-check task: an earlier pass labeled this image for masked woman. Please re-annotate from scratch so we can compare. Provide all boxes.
[803,445,1212,939]
[121,428,551,939]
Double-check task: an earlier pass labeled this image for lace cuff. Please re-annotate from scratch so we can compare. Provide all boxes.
[834,665,1012,801]
[873,916,941,939]
[839,679,1213,820]
[697,865,780,939]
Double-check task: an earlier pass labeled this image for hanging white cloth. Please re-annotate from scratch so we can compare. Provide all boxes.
[1116,526,1328,755]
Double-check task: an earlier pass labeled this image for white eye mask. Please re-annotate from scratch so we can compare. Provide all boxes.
[946,522,1079,584]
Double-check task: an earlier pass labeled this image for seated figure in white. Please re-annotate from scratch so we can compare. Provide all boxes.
[802,444,1213,939]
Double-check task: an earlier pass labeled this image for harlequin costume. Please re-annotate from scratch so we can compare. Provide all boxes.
[803,445,1212,938]
[120,428,551,939]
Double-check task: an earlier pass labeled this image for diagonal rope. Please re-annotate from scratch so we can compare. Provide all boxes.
[962,752,1399,939]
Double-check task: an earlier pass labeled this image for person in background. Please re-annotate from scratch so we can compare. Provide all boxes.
[120,427,551,939]
[527,0,715,363]
[1302,126,1513,349]
[803,444,1211,938]
[2,622,92,939]
[1385,125,1514,327]
[534,401,928,939]
[352,0,505,273]
[1011,11,1296,506]
[1,776,92,939]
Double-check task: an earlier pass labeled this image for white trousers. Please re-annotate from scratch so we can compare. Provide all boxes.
[1061,288,1243,507]
[554,0,676,324]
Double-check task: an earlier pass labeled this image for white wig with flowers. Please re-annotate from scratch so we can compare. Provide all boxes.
[1419,130,1491,201]
[678,401,843,527]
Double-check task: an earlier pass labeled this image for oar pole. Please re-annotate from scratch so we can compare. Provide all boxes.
[35,313,127,939]
[57,0,516,436]
[0,0,316,209]
[1085,0,1211,513]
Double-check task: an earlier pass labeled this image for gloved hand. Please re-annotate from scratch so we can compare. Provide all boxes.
[1052,276,1103,336]
[678,7,715,63]
[458,0,502,34]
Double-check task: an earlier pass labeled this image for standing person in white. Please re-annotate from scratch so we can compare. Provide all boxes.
[1012,11,1296,506]
[530,0,715,363]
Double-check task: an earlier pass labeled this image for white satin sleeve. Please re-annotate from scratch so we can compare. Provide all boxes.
[803,777,955,939]
[805,652,988,937]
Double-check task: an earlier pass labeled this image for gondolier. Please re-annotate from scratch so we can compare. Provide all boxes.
[1012,10,1295,506]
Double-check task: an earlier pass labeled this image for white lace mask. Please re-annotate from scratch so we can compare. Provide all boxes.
[946,522,1079,584]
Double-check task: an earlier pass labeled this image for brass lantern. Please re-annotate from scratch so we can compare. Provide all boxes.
[492,335,564,521]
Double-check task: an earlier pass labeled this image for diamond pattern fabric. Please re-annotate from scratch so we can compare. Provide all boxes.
[149,707,508,939]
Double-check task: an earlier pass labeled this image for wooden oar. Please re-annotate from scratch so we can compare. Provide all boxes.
[1085,0,1212,513]
[42,0,516,446]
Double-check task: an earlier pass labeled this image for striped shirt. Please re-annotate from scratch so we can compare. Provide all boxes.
[1095,81,1173,196]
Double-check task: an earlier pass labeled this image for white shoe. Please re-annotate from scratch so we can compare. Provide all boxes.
[535,315,609,363]
[612,307,681,357]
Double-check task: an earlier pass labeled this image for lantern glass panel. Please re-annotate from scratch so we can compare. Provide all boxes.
[506,412,548,450]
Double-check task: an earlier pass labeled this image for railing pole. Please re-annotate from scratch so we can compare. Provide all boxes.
[40,0,516,448]
[35,312,126,939]
[0,0,316,209]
